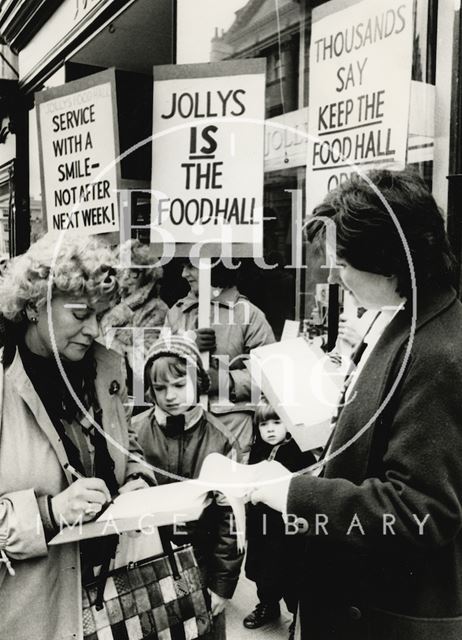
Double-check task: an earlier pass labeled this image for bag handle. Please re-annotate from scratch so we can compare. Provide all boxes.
[92,527,182,610]
[94,553,113,610]
[158,526,181,580]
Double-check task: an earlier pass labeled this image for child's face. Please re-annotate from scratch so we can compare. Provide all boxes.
[151,369,196,415]
[258,419,287,445]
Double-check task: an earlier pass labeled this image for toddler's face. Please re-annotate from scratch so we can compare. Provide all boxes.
[258,419,287,446]
[151,370,196,415]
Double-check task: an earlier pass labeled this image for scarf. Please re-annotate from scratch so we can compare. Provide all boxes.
[154,404,203,436]
[17,338,118,497]
[5,323,119,575]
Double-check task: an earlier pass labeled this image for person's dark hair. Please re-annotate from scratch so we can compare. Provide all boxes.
[249,401,286,464]
[180,260,239,289]
[308,169,456,297]
[210,261,239,288]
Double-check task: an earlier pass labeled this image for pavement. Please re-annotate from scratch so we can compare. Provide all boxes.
[226,574,292,640]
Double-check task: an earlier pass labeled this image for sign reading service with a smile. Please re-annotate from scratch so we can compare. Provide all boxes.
[151,60,266,256]
[36,68,120,235]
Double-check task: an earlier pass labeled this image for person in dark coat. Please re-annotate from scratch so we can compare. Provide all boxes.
[133,334,244,640]
[250,169,462,640]
[243,402,316,635]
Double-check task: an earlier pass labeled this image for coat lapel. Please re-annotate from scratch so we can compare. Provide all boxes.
[6,349,73,482]
[325,286,458,482]
[5,344,129,487]
[93,344,127,485]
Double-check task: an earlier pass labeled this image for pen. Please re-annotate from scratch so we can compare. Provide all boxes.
[63,463,115,515]
[63,462,85,481]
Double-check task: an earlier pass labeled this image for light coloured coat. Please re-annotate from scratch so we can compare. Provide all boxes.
[0,343,154,640]
[166,287,275,457]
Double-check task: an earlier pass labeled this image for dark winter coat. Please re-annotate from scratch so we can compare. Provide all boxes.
[246,436,315,611]
[288,285,462,640]
[133,408,243,599]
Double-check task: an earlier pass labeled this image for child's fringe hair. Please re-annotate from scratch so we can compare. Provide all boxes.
[254,401,280,427]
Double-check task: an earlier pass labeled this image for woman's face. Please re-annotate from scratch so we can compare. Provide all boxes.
[329,260,401,310]
[29,294,111,361]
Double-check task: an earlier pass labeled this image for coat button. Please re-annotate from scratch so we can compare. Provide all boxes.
[348,606,362,621]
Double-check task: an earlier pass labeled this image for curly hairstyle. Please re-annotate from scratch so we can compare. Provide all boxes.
[0,232,119,322]
[307,169,456,298]
[117,239,163,292]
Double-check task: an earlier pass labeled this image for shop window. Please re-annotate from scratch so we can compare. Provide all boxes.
[176,0,304,335]
[268,50,282,81]
[299,0,439,321]
[303,0,437,184]
[407,0,437,191]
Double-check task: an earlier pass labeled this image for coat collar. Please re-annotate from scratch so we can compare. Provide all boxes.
[5,347,72,478]
[3,343,126,484]
[325,284,458,481]
[178,286,246,312]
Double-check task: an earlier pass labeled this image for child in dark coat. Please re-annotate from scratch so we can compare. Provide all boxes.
[244,402,316,635]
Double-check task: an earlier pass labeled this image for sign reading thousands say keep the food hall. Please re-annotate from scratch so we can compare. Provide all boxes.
[36,69,120,235]
[151,60,266,255]
[306,0,413,215]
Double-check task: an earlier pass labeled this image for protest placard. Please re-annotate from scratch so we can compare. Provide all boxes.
[151,59,266,257]
[36,68,120,234]
[306,0,414,215]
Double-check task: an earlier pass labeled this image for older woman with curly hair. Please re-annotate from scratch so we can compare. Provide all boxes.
[0,233,155,640]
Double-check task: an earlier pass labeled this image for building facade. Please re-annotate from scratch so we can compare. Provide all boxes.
[0,0,460,335]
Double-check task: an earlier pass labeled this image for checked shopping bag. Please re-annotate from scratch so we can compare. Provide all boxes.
[82,544,213,640]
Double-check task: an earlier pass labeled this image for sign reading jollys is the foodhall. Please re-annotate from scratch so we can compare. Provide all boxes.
[151,59,266,256]
[36,68,120,235]
[306,0,413,215]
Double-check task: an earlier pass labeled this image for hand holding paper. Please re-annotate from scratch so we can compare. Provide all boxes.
[248,460,293,514]
[50,453,265,549]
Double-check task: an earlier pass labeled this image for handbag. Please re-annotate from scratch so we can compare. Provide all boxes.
[82,533,213,640]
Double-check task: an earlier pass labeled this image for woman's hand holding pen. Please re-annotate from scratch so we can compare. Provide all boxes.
[51,478,112,525]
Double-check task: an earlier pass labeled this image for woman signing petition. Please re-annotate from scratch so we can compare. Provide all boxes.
[0,233,154,640]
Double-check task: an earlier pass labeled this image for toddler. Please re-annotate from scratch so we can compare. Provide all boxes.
[244,402,316,637]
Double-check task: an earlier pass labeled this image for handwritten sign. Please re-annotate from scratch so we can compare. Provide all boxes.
[151,60,266,255]
[36,69,120,234]
[306,0,413,214]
